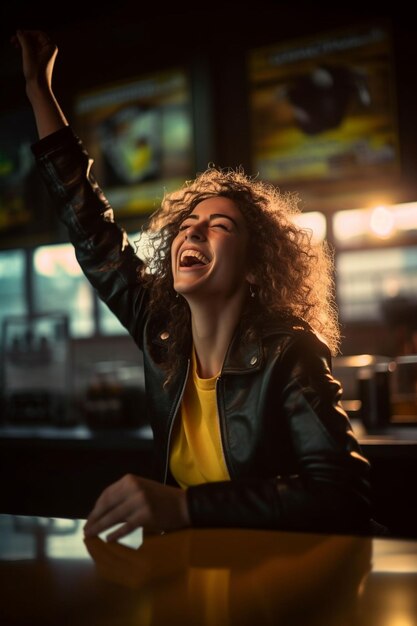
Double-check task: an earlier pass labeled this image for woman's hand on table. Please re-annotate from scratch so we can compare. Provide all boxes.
[83,474,191,540]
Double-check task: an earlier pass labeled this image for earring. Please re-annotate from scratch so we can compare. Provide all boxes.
[249,284,256,298]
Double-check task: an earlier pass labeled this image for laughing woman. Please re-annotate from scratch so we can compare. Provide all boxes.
[14,30,372,540]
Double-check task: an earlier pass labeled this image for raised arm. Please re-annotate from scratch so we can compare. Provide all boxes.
[13,29,68,138]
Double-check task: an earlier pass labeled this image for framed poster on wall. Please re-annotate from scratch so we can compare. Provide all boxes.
[74,67,195,222]
[247,22,401,198]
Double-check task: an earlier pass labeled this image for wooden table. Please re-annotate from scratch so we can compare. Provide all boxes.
[1,513,416,626]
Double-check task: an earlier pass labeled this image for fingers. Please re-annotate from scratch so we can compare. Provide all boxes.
[12,29,57,55]
[84,475,148,539]
[15,29,53,43]
[84,503,130,538]
[85,481,127,528]
[105,521,138,542]
[86,474,139,523]
[10,30,31,50]
[83,474,189,542]
[85,500,142,539]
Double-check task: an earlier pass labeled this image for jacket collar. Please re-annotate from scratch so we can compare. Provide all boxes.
[152,325,263,374]
[222,316,315,374]
[152,316,314,375]
[222,331,264,374]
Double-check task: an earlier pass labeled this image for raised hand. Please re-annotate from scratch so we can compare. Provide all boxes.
[11,29,68,138]
[12,30,58,91]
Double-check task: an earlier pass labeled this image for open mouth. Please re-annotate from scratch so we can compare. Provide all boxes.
[179,249,210,268]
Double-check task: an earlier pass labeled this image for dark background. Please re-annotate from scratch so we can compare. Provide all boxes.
[2,1,417,193]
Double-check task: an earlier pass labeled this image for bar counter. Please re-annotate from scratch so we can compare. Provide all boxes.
[1,513,416,626]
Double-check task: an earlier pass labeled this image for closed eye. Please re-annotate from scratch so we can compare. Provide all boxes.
[178,223,192,232]
[178,222,230,232]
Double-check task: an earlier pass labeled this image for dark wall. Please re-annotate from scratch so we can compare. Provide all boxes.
[2,3,417,195]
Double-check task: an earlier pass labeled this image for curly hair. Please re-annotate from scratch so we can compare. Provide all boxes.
[136,165,340,384]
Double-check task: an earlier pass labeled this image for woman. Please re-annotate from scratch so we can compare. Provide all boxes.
[14,30,371,541]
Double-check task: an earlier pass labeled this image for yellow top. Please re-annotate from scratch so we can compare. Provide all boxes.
[169,349,230,488]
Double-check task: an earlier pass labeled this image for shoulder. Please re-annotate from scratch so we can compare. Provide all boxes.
[259,314,333,369]
[224,314,332,375]
[262,313,329,346]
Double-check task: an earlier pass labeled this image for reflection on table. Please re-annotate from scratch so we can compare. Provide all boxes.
[0,514,416,626]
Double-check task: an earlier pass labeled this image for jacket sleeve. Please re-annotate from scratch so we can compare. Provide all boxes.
[31,126,149,348]
[186,332,373,535]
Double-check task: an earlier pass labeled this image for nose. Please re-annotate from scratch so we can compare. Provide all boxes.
[184,222,206,241]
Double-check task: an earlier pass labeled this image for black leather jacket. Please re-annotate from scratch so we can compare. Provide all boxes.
[32,127,371,534]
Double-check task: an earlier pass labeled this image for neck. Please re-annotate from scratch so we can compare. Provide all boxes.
[187,294,245,378]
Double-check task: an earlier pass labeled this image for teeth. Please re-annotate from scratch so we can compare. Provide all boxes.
[180,249,210,265]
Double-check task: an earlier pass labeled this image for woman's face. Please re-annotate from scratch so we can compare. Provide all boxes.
[171,196,252,300]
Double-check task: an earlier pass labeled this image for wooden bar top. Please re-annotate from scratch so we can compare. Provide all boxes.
[1,513,416,626]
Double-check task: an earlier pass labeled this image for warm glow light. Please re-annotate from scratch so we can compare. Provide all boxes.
[333,209,369,242]
[370,205,395,238]
[384,614,416,626]
[75,281,94,309]
[382,276,401,298]
[395,202,417,231]
[34,244,82,277]
[334,201,417,244]
[292,211,326,243]
[343,354,376,368]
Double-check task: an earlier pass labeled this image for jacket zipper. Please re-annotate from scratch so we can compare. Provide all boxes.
[215,375,232,478]
[163,358,191,485]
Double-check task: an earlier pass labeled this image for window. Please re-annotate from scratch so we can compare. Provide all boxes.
[334,201,417,322]
[336,246,417,321]
[97,298,128,336]
[33,244,95,338]
[0,249,26,333]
